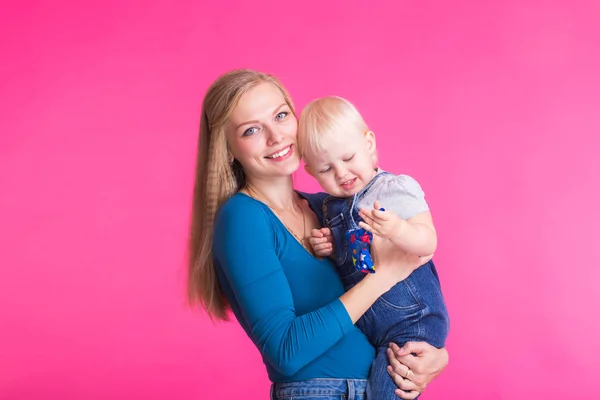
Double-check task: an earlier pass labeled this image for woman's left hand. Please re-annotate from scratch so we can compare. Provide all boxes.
[386,342,449,399]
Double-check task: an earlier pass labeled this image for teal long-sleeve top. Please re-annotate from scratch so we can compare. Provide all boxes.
[213,192,375,382]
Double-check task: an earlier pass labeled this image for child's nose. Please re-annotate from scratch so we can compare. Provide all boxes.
[334,166,347,180]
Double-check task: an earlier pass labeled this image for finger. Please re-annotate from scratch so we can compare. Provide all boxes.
[311,228,324,238]
[386,368,420,400]
[371,208,391,221]
[359,208,374,220]
[358,212,383,230]
[395,355,422,373]
[373,200,382,210]
[386,347,404,372]
[320,227,331,236]
[394,342,423,366]
[313,243,332,252]
[396,341,428,357]
[358,212,372,227]
[388,345,421,385]
[358,221,383,234]
[316,249,333,257]
[389,369,419,391]
[385,356,410,382]
[394,388,420,400]
[389,342,402,354]
[358,221,372,232]
[309,237,328,246]
[314,237,330,244]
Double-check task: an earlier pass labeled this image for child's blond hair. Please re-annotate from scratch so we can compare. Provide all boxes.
[298,96,369,157]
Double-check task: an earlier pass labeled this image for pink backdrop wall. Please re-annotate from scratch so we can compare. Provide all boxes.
[1,1,599,399]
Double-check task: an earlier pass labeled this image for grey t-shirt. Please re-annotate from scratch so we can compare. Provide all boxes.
[356,170,429,220]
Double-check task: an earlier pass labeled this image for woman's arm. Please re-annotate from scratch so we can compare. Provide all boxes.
[386,342,449,399]
[214,200,421,376]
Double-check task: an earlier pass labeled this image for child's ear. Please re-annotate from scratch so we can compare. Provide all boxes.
[364,130,376,152]
[364,131,379,169]
[304,164,315,177]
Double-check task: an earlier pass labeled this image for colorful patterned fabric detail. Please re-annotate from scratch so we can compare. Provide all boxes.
[346,228,375,273]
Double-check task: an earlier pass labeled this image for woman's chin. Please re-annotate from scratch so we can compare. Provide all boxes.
[276,157,301,176]
[270,156,301,178]
[247,157,301,181]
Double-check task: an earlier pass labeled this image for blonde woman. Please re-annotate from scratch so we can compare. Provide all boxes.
[188,69,448,400]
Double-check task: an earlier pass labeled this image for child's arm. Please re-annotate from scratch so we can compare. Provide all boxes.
[391,210,437,256]
[359,200,437,256]
[309,227,334,257]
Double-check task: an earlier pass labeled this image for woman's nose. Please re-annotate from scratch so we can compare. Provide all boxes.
[266,127,284,145]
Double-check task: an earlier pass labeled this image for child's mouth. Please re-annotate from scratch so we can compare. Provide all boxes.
[340,178,357,190]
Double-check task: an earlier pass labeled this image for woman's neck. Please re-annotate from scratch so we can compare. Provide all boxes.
[244,176,297,212]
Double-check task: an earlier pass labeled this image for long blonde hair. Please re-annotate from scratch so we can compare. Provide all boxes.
[188,69,296,320]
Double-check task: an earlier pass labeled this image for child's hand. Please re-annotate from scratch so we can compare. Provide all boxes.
[358,200,401,240]
[309,228,334,257]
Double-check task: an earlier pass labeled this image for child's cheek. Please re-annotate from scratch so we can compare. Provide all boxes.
[371,154,379,169]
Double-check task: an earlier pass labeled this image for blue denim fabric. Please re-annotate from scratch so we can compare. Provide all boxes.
[322,172,450,400]
[271,378,367,400]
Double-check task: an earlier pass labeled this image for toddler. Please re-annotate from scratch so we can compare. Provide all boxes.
[298,96,450,400]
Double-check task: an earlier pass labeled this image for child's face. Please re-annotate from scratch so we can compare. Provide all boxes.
[304,130,378,197]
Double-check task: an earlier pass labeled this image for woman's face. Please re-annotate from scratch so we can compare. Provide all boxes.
[226,82,299,182]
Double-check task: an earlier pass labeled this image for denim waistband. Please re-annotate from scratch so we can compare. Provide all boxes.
[271,378,367,400]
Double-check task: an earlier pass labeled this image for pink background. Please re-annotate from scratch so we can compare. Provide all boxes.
[1,1,599,399]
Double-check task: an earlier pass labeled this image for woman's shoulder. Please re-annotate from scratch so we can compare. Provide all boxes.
[216,192,271,226]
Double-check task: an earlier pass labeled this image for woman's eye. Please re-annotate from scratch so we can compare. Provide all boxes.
[243,127,259,136]
[275,111,288,120]
[343,154,356,162]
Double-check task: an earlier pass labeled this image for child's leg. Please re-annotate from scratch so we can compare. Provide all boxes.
[366,346,419,400]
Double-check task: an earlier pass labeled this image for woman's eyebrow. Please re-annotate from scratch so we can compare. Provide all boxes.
[235,119,259,130]
[272,103,288,115]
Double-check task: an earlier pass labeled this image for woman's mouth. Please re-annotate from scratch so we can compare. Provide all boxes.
[265,145,293,161]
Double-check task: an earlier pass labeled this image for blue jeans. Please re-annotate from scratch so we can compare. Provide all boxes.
[270,378,367,400]
[322,174,450,400]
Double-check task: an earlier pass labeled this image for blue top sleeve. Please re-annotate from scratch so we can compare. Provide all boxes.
[213,196,355,376]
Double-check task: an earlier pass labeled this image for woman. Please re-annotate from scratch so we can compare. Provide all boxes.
[188,69,448,399]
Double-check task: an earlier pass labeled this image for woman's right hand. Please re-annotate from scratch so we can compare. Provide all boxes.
[369,234,432,287]
[387,342,449,399]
